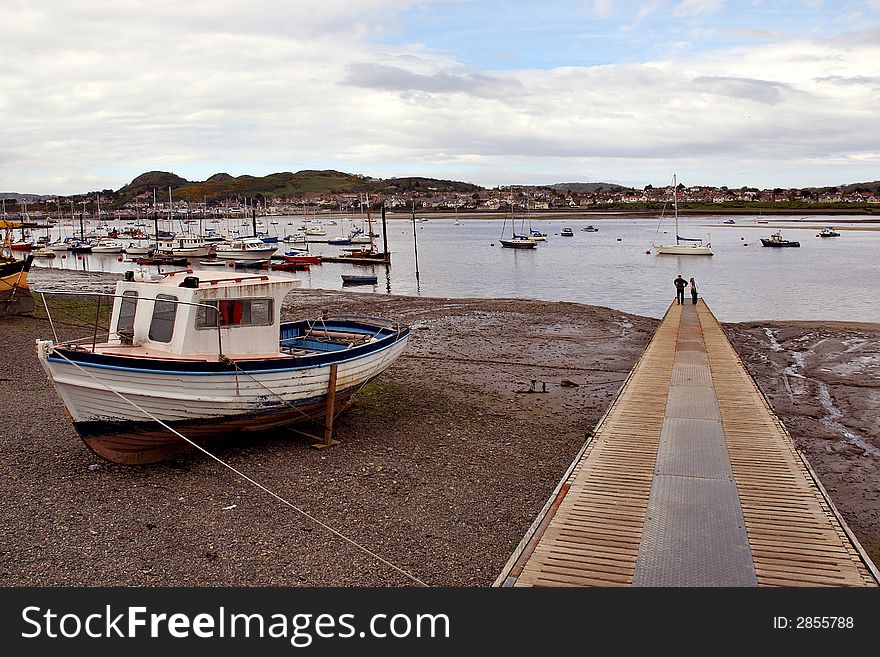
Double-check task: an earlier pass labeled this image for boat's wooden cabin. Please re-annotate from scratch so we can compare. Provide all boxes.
[107,270,300,357]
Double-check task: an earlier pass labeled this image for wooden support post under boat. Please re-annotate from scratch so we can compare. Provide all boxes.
[311,364,340,449]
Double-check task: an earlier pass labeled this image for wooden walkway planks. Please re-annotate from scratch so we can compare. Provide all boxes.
[496,300,879,587]
[498,304,680,587]
[697,302,878,587]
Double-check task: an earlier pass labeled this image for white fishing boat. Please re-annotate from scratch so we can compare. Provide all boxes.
[31,247,57,259]
[652,175,714,255]
[282,231,307,244]
[91,238,126,253]
[123,241,154,256]
[213,237,278,261]
[35,269,411,464]
[155,235,214,257]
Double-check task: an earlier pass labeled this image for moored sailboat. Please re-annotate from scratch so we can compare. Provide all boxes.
[499,195,537,249]
[652,175,713,255]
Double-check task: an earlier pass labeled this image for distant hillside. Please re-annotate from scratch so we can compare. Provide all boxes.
[800,180,880,194]
[376,177,481,194]
[205,172,233,183]
[113,169,480,202]
[838,181,880,193]
[0,192,56,202]
[548,182,630,193]
[112,169,360,202]
[117,171,191,197]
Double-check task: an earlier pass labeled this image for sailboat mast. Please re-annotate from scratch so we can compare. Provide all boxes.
[152,188,159,242]
[673,174,679,245]
[365,193,375,251]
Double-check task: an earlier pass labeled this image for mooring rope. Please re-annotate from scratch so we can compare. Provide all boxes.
[50,349,429,587]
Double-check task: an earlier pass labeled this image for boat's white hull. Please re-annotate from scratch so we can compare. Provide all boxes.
[36,338,409,425]
[653,243,714,255]
[123,246,152,256]
[170,246,213,257]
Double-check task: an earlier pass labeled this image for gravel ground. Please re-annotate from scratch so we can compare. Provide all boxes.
[3,269,876,585]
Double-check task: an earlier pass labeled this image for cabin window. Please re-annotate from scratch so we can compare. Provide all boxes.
[148,294,178,343]
[196,298,274,329]
[115,291,138,344]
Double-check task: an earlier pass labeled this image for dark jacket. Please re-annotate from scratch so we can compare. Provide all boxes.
[674,276,688,290]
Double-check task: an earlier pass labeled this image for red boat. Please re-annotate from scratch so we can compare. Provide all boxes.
[10,241,34,251]
[269,261,311,272]
[283,251,322,265]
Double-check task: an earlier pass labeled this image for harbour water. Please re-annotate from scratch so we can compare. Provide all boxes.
[25,214,880,323]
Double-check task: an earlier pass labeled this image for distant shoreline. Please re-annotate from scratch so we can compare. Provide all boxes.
[386,209,880,222]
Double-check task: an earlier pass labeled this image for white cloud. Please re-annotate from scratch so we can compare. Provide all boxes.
[2,1,880,193]
[673,0,725,17]
[593,0,613,16]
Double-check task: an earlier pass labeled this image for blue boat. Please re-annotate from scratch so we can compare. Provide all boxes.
[342,274,378,285]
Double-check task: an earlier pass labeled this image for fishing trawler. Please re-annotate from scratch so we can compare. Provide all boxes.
[35,269,410,464]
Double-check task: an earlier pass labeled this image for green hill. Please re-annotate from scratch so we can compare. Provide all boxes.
[548,182,630,193]
[115,169,480,203]
[119,169,369,202]
[118,171,191,195]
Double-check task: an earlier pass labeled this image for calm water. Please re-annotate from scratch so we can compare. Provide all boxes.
[28,214,880,323]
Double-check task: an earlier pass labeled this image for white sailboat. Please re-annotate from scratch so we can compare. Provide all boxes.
[652,175,713,256]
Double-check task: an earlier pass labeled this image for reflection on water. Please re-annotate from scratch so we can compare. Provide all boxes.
[28,214,880,323]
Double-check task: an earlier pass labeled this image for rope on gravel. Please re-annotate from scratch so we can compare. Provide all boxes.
[51,349,430,587]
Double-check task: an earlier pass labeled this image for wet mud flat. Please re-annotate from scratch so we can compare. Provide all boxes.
[725,321,880,567]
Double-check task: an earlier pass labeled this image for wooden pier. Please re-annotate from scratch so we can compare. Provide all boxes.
[496,300,879,587]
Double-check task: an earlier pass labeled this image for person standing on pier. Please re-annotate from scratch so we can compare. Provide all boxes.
[690,277,698,305]
[673,274,688,305]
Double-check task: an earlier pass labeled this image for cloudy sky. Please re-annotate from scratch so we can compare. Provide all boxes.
[3,0,880,194]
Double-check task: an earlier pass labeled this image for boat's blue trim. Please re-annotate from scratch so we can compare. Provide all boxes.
[49,319,409,375]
